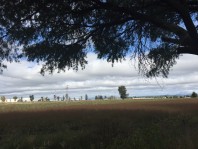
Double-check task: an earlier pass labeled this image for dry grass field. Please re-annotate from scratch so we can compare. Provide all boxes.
[0,99,198,149]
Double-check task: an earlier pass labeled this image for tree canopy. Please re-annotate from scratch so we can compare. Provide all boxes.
[191,92,198,98]
[118,86,128,99]
[0,0,197,77]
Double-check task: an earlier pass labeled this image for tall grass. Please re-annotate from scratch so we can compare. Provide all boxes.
[0,99,198,149]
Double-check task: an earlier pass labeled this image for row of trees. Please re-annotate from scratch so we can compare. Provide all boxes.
[0,90,197,102]
[53,94,89,101]
[0,94,89,102]
[95,86,129,100]
[37,94,89,102]
[95,95,107,100]
[0,96,26,102]
[117,86,198,99]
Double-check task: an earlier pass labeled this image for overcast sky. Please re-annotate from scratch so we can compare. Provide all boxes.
[0,53,198,99]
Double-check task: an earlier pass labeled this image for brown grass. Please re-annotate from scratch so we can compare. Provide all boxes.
[0,99,198,149]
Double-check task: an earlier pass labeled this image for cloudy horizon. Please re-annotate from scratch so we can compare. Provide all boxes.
[0,53,198,100]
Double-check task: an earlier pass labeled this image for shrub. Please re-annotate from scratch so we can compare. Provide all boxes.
[191,92,198,98]
[0,96,6,102]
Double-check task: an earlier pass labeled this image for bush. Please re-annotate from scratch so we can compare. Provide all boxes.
[191,92,198,98]
[0,96,6,102]
[17,98,23,102]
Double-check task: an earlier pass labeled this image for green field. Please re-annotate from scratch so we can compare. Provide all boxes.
[0,99,198,149]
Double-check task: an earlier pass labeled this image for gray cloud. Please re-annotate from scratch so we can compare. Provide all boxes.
[0,54,198,99]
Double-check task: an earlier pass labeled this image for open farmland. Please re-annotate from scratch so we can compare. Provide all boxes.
[0,99,198,149]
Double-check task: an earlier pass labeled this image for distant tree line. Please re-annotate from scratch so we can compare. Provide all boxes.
[38,97,50,102]
[95,95,104,100]
[1,90,197,103]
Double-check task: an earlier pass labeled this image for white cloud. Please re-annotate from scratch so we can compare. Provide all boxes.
[0,53,198,99]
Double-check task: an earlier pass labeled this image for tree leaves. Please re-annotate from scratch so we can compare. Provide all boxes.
[24,42,87,75]
[146,44,179,78]
[0,0,197,77]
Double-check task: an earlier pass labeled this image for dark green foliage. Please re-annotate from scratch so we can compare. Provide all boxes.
[13,96,18,101]
[118,86,128,99]
[25,42,87,75]
[146,44,179,77]
[85,94,88,100]
[29,95,34,102]
[191,92,198,98]
[0,96,6,102]
[0,0,197,77]
[57,96,60,101]
[95,95,103,100]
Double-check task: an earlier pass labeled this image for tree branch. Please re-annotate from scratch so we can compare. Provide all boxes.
[162,37,182,45]
[163,0,198,40]
[97,1,189,39]
[177,47,198,55]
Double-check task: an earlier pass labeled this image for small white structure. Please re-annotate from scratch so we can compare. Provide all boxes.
[22,98,30,102]
[6,99,17,102]
[0,97,30,103]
